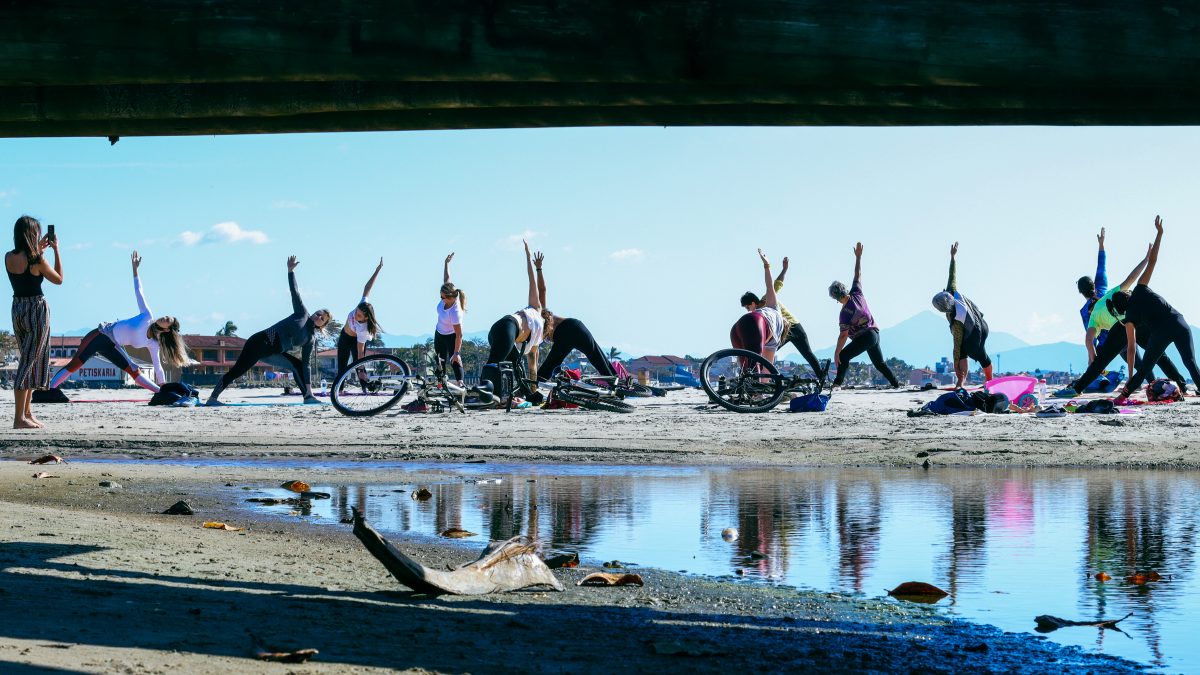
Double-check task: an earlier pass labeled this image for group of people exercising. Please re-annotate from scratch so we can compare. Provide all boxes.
[7,213,1197,428]
[730,216,1198,401]
[734,241,993,391]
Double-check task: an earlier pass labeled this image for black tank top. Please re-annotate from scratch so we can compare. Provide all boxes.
[7,254,44,298]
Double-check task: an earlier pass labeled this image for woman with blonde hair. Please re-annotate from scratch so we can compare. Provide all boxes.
[335,257,384,385]
[6,215,62,428]
[435,252,467,386]
[50,251,191,392]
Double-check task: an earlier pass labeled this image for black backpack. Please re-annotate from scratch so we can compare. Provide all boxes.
[32,388,70,403]
[149,382,200,406]
[970,390,1010,414]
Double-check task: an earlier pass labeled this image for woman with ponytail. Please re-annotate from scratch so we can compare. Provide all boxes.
[50,251,190,393]
[435,252,467,386]
[335,257,384,385]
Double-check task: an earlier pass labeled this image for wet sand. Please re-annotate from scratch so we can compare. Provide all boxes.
[1,387,1197,467]
[0,461,1142,674]
[0,386,1190,672]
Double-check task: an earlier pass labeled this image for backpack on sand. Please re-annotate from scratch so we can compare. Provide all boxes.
[149,382,200,406]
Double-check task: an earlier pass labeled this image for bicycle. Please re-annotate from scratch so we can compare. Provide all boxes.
[548,372,635,413]
[329,353,413,417]
[699,348,831,413]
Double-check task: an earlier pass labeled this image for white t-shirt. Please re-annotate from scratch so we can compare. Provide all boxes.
[345,296,372,344]
[757,306,786,350]
[512,306,545,347]
[436,299,464,335]
[108,277,164,383]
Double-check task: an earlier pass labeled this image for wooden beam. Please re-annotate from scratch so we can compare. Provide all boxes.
[3,1,1200,136]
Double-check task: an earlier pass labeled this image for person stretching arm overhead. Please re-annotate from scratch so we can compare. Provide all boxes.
[434,252,467,386]
[827,243,899,389]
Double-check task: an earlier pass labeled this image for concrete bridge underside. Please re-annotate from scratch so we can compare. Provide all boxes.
[4,1,1200,137]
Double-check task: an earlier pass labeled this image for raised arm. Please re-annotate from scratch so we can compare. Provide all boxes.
[1118,244,1152,291]
[36,235,64,285]
[443,252,454,285]
[945,242,958,293]
[853,242,864,283]
[758,249,778,307]
[286,256,307,316]
[1136,216,1163,287]
[1094,228,1108,296]
[361,257,383,300]
[130,251,150,315]
[523,240,541,309]
[533,251,547,308]
[774,256,789,289]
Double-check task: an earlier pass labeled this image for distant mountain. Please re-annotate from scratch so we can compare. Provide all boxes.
[785,312,1200,376]
[796,311,1029,369]
[380,330,490,348]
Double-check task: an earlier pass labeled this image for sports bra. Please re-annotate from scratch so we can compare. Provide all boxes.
[6,254,44,298]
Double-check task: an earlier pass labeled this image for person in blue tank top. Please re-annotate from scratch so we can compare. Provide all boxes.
[1076,228,1108,349]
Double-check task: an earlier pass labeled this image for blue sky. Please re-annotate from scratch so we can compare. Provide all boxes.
[3,126,1199,357]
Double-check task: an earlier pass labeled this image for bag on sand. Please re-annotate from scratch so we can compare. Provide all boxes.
[149,382,200,406]
[32,388,69,403]
[969,390,1010,414]
[789,393,829,412]
[1146,379,1182,403]
[916,389,974,416]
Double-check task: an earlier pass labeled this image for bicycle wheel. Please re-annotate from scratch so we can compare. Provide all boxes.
[331,354,411,417]
[700,348,785,413]
[555,387,635,413]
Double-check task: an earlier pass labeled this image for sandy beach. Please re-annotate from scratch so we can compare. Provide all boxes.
[1,385,1194,672]
[0,459,1145,674]
[0,387,1197,467]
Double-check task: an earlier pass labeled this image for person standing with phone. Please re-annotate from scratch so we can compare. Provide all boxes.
[6,216,63,429]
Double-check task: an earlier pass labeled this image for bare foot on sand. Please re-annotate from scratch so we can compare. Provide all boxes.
[13,418,40,429]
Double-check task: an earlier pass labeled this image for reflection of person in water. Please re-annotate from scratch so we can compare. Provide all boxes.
[835,479,882,594]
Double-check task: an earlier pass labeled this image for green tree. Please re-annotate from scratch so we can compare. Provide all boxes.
[216,321,238,337]
[0,329,17,357]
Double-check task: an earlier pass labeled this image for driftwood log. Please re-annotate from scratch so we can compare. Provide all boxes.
[1034,612,1133,633]
[350,507,564,595]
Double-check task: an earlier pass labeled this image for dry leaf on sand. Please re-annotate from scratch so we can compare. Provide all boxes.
[202,522,244,532]
[886,581,949,603]
[578,572,644,587]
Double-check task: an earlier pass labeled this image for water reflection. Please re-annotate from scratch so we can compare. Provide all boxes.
[240,466,1200,671]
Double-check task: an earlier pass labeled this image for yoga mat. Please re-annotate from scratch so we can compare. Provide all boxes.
[219,402,321,407]
[69,399,152,404]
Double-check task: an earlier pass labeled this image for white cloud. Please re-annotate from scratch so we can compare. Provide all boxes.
[499,229,541,251]
[610,248,645,263]
[1025,311,1073,343]
[272,200,308,210]
[0,189,14,199]
[70,242,94,251]
[179,221,269,246]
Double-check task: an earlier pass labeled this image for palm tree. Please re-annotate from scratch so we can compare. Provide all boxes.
[216,321,238,337]
[607,346,622,361]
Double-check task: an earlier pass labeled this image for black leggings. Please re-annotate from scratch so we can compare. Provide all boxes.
[210,331,310,400]
[1069,322,1180,392]
[335,330,359,384]
[480,316,521,395]
[536,318,615,381]
[834,328,899,387]
[1125,317,1200,393]
[960,320,992,369]
[434,331,464,381]
[783,321,824,377]
[67,328,137,376]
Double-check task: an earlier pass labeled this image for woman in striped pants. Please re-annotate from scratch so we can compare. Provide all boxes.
[6,216,63,429]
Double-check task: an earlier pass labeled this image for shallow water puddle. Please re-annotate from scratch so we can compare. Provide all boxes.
[207,462,1197,671]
